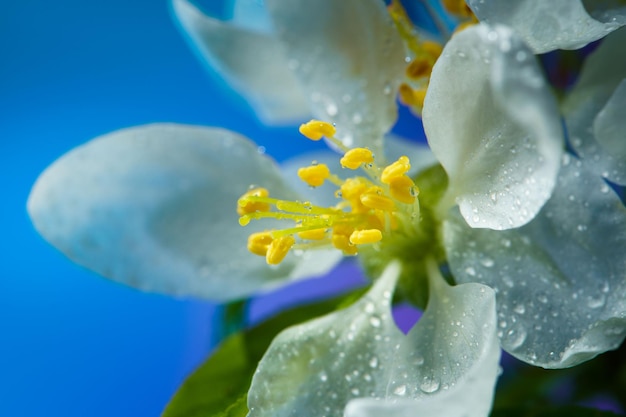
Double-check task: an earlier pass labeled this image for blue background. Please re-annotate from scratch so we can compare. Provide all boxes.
[0,1,320,416]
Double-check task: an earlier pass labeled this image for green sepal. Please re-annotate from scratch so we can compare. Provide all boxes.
[162,285,367,417]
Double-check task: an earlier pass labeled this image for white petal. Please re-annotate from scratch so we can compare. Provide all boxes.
[171,0,309,124]
[423,24,563,230]
[230,0,272,33]
[564,27,626,185]
[467,0,626,53]
[445,157,626,368]
[265,0,406,154]
[248,262,500,417]
[594,80,626,159]
[28,124,341,301]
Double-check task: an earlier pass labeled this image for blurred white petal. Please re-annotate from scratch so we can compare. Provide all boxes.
[265,0,406,154]
[171,0,310,124]
[28,124,340,301]
[467,0,626,53]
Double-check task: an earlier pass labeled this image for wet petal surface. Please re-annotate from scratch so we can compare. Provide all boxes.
[445,157,626,368]
[564,27,626,185]
[423,24,563,230]
[248,262,500,417]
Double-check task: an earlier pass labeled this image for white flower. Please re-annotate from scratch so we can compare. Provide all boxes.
[467,0,626,53]
[28,1,598,416]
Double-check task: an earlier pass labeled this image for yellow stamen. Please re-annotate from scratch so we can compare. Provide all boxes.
[406,58,432,80]
[421,41,443,61]
[389,175,419,204]
[237,188,271,216]
[297,228,328,240]
[442,0,473,17]
[398,84,427,108]
[381,156,411,184]
[238,124,424,265]
[350,229,383,245]
[360,187,396,212]
[266,235,296,265]
[332,225,358,255]
[340,148,374,170]
[298,164,331,187]
[247,231,273,256]
[299,119,336,141]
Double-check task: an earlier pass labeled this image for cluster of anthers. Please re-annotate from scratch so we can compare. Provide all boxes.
[389,0,476,112]
[237,120,421,265]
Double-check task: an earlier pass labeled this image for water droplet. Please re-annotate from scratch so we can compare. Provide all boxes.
[351,388,360,396]
[369,316,381,328]
[420,378,440,393]
[480,257,495,267]
[465,266,477,276]
[257,146,266,154]
[364,302,375,314]
[587,294,606,309]
[537,293,548,303]
[326,102,338,116]
[319,371,328,382]
[412,355,424,366]
[507,328,527,349]
[369,357,378,368]
[383,83,393,95]
[513,304,526,314]
[393,384,407,396]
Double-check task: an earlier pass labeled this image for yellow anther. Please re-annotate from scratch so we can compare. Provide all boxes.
[297,228,327,240]
[247,231,273,256]
[421,41,443,61]
[340,148,374,170]
[389,175,419,204]
[442,0,473,17]
[360,187,396,212]
[399,84,427,108]
[381,156,411,184]
[266,235,296,265]
[331,229,358,255]
[299,119,336,141]
[350,229,383,245]
[237,187,271,216]
[297,164,331,187]
[406,58,432,80]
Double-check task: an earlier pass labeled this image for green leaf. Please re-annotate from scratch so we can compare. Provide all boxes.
[491,406,622,417]
[162,286,367,417]
[162,333,251,417]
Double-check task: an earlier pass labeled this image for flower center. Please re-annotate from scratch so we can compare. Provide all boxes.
[237,120,421,265]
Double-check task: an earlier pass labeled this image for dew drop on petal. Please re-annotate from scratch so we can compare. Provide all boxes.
[369,357,378,368]
[420,377,440,393]
[393,384,407,396]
